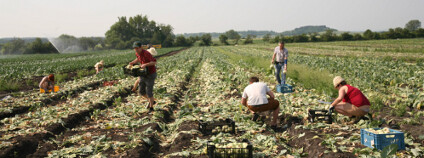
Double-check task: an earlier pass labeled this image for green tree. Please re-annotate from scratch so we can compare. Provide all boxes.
[219,34,229,45]
[363,29,376,40]
[309,33,319,42]
[26,38,59,54]
[415,28,424,37]
[321,30,336,41]
[292,34,309,42]
[150,32,162,44]
[262,33,271,42]
[225,29,241,44]
[243,35,253,44]
[175,35,190,46]
[188,36,199,44]
[271,35,280,43]
[340,32,353,41]
[405,20,421,31]
[353,33,363,40]
[79,37,96,50]
[199,34,212,46]
[0,38,26,55]
[105,17,135,49]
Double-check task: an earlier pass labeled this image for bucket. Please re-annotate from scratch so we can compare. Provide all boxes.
[39,86,59,93]
[54,86,59,92]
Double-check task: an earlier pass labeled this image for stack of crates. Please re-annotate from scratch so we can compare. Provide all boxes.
[361,128,405,150]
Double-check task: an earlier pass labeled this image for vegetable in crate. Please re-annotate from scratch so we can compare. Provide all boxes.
[366,127,391,134]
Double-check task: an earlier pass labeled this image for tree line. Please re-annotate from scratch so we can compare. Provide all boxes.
[262,20,423,43]
[0,35,105,55]
[1,18,422,55]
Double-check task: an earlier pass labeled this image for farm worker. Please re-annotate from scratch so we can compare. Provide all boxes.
[330,76,371,122]
[39,74,54,93]
[129,41,157,112]
[94,60,104,74]
[146,44,157,56]
[241,77,280,129]
[131,44,157,92]
[271,41,288,85]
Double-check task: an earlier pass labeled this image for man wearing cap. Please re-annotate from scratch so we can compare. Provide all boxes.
[271,41,288,85]
[241,76,280,129]
[330,76,371,122]
[129,41,157,112]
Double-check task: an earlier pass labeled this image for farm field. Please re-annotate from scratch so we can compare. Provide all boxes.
[250,38,424,61]
[0,47,185,94]
[0,39,423,157]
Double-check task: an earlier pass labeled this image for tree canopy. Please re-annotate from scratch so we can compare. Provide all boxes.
[105,14,175,49]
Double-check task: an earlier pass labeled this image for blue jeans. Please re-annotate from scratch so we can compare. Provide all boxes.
[274,63,286,85]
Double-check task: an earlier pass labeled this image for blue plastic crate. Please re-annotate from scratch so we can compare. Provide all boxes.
[276,84,294,93]
[361,128,405,150]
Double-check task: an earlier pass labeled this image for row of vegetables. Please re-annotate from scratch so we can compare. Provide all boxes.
[0,47,183,82]
[46,47,205,157]
[213,46,423,157]
[222,45,424,111]
[1,46,423,157]
[0,47,204,157]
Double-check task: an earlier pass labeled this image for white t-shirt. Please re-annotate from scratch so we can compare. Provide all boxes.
[242,82,271,106]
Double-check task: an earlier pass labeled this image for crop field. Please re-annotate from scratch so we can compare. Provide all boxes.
[0,39,423,157]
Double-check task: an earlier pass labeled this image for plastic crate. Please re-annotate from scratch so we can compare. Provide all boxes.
[361,128,405,150]
[276,84,294,93]
[207,139,252,158]
[308,109,333,124]
[122,65,148,77]
[198,118,236,135]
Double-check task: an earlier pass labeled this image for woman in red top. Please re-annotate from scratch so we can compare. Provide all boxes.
[330,76,371,118]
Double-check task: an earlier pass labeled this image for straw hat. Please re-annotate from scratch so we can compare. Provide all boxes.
[333,76,345,88]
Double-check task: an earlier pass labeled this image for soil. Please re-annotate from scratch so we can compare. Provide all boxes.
[176,120,198,132]
[374,106,424,145]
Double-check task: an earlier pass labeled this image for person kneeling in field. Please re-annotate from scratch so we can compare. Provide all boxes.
[330,76,371,123]
[94,60,104,74]
[39,74,54,93]
[241,77,280,129]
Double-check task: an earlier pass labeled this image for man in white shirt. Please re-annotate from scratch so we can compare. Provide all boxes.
[241,77,280,129]
[271,41,288,85]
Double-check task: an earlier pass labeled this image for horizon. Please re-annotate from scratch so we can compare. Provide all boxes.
[1,0,423,38]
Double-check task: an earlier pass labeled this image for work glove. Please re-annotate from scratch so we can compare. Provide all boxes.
[329,106,335,112]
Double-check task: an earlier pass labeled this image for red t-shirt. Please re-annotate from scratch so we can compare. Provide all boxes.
[342,84,370,107]
[135,49,157,74]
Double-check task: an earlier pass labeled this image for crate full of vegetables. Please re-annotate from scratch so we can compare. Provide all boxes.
[207,139,252,158]
[361,127,405,150]
[198,118,236,135]
[122,65,148,77]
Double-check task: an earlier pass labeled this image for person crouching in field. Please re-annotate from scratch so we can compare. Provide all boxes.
[39,74,54,93]
[330,76,371,123]
[95,60,104,74]
[241,77,280,129]
[132,44,157,92]
[129,41,157,112]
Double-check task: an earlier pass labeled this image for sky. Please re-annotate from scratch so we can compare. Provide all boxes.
[0,0,423,38]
